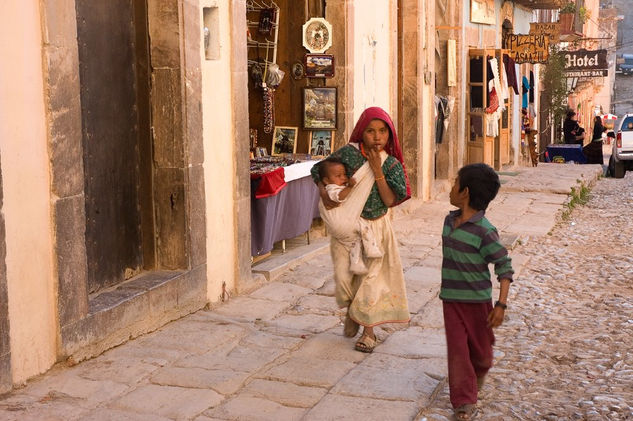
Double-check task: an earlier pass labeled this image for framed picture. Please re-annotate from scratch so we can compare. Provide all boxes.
[272,126,298,155]
[303,87,337,130]
[310,130,332,157]
[305,54,335,78]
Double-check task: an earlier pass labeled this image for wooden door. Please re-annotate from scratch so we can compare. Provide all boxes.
[467,50,494,166]
[76,0,150,293]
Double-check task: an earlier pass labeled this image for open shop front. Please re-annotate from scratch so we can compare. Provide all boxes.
[247,0,342,261]
[466,49,514,169]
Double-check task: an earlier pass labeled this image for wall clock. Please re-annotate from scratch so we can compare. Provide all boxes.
[302,18,333,54]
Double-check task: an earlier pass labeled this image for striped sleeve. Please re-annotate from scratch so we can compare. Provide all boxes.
[480,228,514,282]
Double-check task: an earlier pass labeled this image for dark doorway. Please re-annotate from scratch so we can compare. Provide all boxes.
[75,0,153,294]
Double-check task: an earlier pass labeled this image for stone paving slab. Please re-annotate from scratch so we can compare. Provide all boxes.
[303,394,420,420]
[79,408,173,421]
[134,320,247,353]
[260,356,356,388]
[249,282,313,302]
[331,353,439,402]
[21,370,129,408]
[291,333,367,363]
[238,330,304,350]
[375,327,447,359]
[295,294,341,315]
[0,394,90,421]
[150,366,251,395]
[240,379,328,408]
[265,313,341,334]
[69,356,161,385]
[204,396,306,421]
[175,341,286,373]
[212,296,291,322]
[110,384,222,420]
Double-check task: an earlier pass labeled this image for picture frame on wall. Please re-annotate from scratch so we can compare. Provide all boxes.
[304,54,335,78]
[310,130,333,157]
[272,126,298,155]
[303,87,337,130]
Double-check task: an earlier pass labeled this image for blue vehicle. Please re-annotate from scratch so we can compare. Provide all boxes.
[617,54,633,75]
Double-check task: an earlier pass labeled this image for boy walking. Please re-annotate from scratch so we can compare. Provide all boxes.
[441,164,514,420]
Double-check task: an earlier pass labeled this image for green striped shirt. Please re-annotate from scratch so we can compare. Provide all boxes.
[440,210,514,303]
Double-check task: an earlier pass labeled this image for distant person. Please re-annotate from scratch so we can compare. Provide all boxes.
[563,110,585,145]
[584,115,607,165]
[440,163,514,421]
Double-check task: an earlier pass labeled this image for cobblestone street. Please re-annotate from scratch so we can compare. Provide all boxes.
[421,173,633,421]
[3,164,632,421]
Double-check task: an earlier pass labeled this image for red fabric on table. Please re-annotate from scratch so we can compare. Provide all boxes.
[251,166,287,198]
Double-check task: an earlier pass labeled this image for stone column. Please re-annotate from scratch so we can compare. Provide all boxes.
[230,0,253,288]
[398,0,423,197]
[326,0,354,149]
[41,0,90,329]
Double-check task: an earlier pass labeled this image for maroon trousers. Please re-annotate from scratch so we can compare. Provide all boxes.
[442,301,495,408]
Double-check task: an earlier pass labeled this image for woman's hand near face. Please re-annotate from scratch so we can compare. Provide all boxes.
[366,146,383,176]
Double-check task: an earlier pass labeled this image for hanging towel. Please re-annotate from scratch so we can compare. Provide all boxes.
[522,76,530,109]
[503,54,519,95]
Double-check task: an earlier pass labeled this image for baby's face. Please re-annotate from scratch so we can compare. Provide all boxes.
[324,164,348,186]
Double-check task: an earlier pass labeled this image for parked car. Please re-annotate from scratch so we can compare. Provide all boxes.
[609,114,633,178]
[616,54,633,75]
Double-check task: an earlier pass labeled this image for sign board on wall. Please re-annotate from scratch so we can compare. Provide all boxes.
[530,22,560,43]
[564,49,608,71]
[565,69,608,77]
[505,34,550,64]
[471,0,495,25]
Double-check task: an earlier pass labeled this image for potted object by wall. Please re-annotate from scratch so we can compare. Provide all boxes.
[559,2,576,34]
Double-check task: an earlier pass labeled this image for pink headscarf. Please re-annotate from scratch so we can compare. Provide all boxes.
[349,107,411,205]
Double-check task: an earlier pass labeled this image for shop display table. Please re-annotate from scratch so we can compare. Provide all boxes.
[251,160,321,257]
[545,144,587,164]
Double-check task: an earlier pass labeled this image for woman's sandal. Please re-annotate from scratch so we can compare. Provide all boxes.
[354,333,376,353]
[343,313,359,337]
[454,404,478,421]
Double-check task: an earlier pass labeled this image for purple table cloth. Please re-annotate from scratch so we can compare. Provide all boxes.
[251,176,321,256]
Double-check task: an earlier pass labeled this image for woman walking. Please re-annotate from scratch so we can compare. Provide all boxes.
[310,107,411,353]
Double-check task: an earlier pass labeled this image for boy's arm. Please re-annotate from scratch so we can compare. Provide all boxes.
[487,278,510,328]
[481,229,514,328]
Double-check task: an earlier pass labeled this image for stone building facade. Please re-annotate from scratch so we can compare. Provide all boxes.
[0,0,565,391]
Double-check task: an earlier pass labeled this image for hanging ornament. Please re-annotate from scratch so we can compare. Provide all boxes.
[263,85,275,134]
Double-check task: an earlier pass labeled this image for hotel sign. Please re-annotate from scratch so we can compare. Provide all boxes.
[565,69,608,78]
[505,34,550,64]
[564,49,608,71]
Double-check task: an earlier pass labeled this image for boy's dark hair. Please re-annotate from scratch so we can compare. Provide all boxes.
[566,109,576,119]
[457,163,500,211]
[318,156,346,180]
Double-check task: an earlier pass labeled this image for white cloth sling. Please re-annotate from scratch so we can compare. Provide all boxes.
[318,149,388,249]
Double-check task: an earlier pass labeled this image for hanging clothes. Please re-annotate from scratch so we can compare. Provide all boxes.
[522,76,530,109]
[499,57,510,102]
[503,54,519,95]
[529,71,535,104]
[488,57,506,110]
